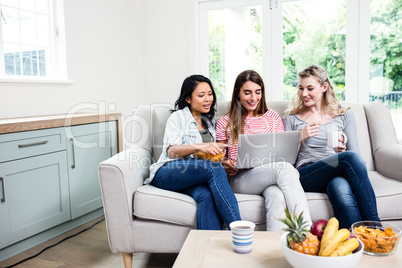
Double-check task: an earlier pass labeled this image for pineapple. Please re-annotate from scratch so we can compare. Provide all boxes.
[277,207,320,256]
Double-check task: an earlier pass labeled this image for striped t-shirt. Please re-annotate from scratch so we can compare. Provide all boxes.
[216,110,284,164]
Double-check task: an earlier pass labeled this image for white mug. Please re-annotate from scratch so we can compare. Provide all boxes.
[327,131,347,148]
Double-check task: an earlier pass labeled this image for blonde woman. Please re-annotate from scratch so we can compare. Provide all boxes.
[283,65,380,229]
[216,70,312,231]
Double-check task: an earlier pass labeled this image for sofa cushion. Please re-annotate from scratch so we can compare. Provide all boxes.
[369,171,402,222]
[306,192,333,222]
[133,184,333,230]
[236,193,265,225]
[151,105,174,162]
[133,185,334,230]
[302,171,402,226]
[134,185,197,227]
[133,185,267,228]
[345,102,375,171]
[133,170,402,230]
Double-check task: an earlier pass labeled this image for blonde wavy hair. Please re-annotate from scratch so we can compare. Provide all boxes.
[286,65,349,116]
[225,70,268,144]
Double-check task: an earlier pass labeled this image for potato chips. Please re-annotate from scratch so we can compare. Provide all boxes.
[353,225,398,254]
[193,151,224,163]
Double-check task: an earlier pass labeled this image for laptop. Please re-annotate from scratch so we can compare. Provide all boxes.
[235,131,300,169]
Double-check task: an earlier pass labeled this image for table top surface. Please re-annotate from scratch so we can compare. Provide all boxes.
[173,230,402,268]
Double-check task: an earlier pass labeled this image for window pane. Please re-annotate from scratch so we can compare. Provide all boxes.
[38,48,47,76]
[1,6,20,44]
[36,0,50,14]
[1,0,18,8]
[369,0,402,139]
[21,46,38,76]
[37,14,50,47]
[1,0,59,79]
[208,5,263,101]
[4,43,22,75]
[20,10,37,46]
[19,0,36,12]
[282,0,346,100]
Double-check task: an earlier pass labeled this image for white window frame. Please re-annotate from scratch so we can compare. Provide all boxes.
[195,0,371,103]
[0,0,71,86]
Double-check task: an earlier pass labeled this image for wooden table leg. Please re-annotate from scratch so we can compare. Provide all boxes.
[122,253,133,268]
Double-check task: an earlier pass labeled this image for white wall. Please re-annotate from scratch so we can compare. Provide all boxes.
[141,0,196,106]
[0,0,144,143]
[0,0,196,145]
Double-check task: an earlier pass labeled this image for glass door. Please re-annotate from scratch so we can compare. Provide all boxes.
[199,0,362,103]
[281,0,347,100]
[199,0,267,101]
[369,0,402,139]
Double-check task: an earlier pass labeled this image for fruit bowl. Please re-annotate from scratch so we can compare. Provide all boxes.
[351,221,401,256]
[280,232,364,268]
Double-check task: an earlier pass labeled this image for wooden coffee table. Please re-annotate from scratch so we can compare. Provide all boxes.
[173,230,402,267]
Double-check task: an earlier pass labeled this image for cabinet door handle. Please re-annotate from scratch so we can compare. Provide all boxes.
[0,177,5,203]
[18,140,48,148]
[70,138,76,169]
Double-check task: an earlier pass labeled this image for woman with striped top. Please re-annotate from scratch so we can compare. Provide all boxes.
[216,70,312,231]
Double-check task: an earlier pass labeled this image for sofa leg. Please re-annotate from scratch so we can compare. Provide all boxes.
[122,253,133,268]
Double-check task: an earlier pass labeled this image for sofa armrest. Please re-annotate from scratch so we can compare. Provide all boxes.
[374,143,402,183]
[98,148,151,253]
[364,102,402,182]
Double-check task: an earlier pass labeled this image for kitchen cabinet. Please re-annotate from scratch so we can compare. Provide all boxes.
[0,113,121,255]
[66,122,117,218]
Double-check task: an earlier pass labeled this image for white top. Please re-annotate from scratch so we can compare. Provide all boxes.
[144,106,216,184]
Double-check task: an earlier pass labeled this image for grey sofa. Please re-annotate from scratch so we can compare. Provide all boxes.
[98,101,402,266]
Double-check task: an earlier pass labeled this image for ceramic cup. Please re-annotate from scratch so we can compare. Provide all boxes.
[327,131,347,148]
[229,220,256,254]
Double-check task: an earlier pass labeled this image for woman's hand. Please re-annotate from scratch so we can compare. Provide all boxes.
[168,143,228,159]
[301,122,321,141]
[198,142,228,155]
[334,132,347,153]
[221,158,238,177]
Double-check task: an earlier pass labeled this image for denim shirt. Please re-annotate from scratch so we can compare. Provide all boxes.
[144,106,216,184]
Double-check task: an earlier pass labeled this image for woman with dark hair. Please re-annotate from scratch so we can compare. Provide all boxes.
[216,70,312,231]
[144,74,242,230]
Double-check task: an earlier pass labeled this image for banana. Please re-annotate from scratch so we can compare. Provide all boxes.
[318,217,339,255]
[329,238,360,257]
[318,228,351,256]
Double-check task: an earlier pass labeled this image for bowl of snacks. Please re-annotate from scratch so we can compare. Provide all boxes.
[193,151,224,163]
[278,209,363,268]
[351,221,401,256]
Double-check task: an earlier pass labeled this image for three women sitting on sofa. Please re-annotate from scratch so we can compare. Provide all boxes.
[145,65,380,231]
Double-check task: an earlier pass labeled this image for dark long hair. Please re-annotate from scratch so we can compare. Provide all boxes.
[174,74,217,128]
[226,70,268,143]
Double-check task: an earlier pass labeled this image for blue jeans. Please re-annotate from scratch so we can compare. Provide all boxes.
[297,151,380,229]
[182,186,222,230]
[152,158,241,230]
